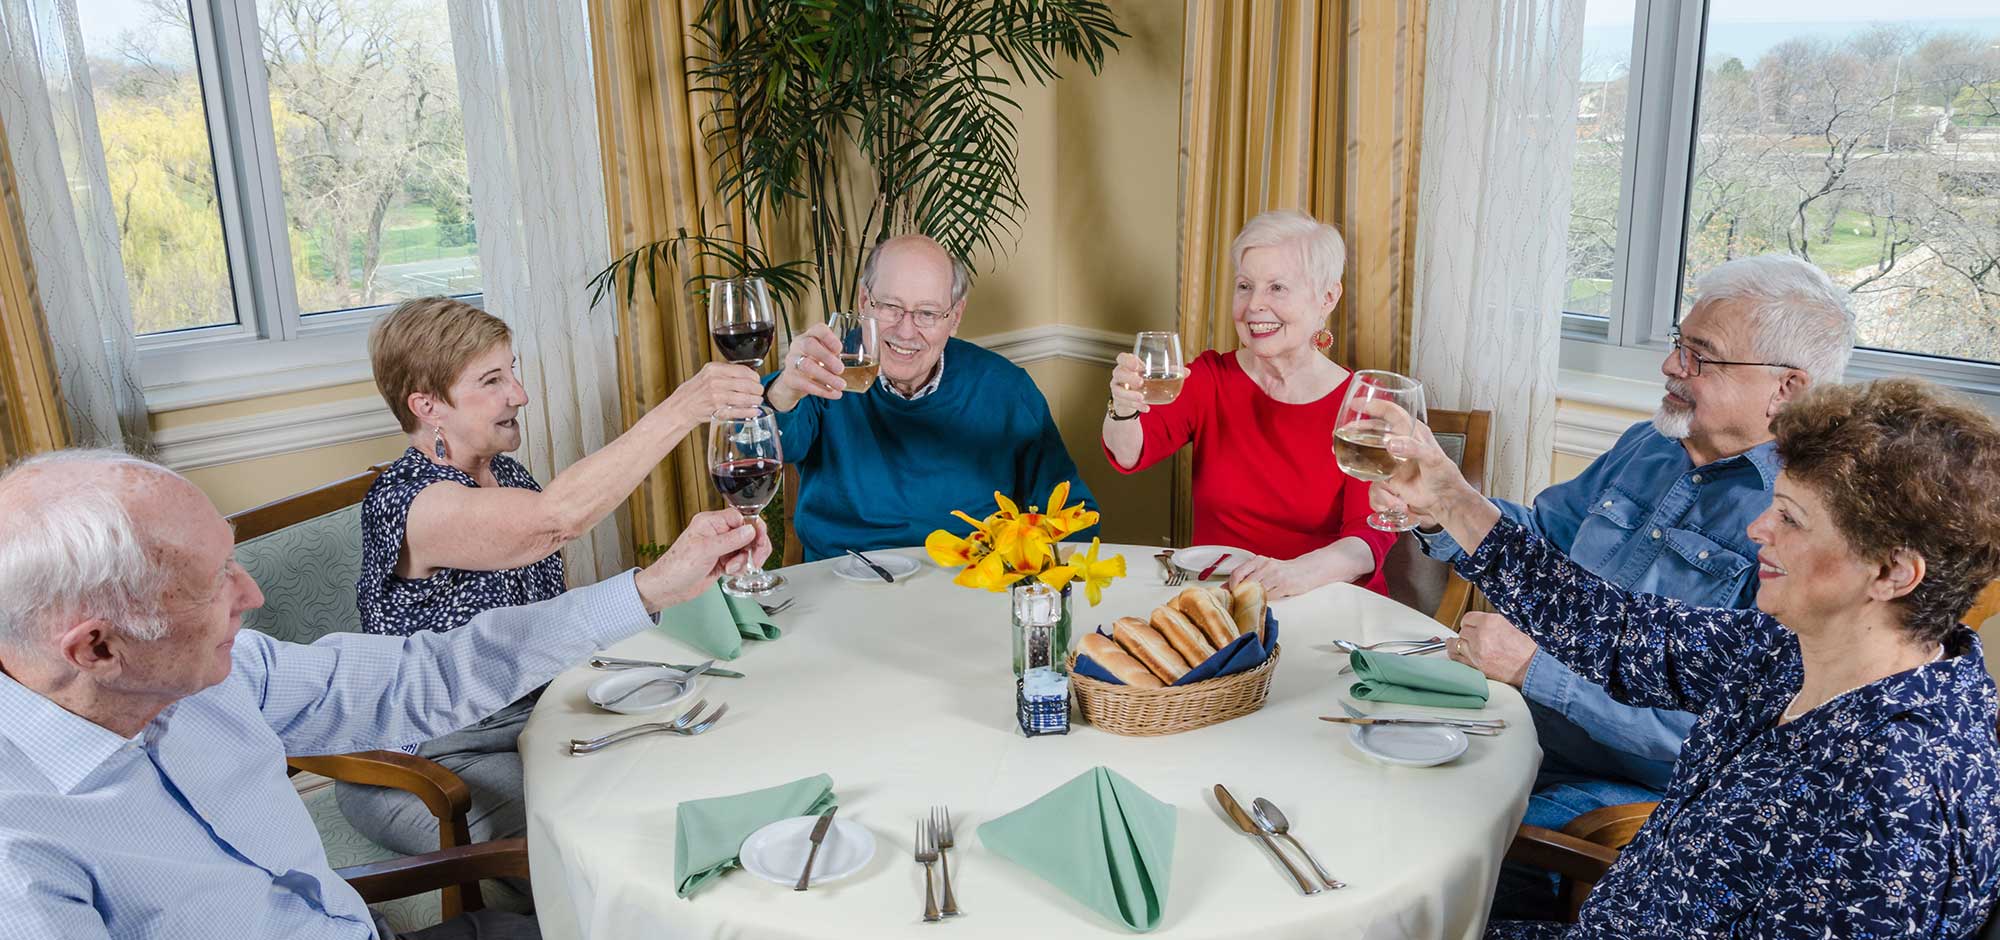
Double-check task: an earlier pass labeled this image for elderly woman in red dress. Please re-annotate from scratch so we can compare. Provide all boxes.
[1101,210,1394,598]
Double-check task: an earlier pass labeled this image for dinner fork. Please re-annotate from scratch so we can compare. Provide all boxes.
[759,598,796,616]
[566,701,727,755]
[1157,551,1184,586]
[932,806,961,916]
[914,822,942,923]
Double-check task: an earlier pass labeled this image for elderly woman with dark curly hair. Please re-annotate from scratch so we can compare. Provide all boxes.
[1372,378,2000,939]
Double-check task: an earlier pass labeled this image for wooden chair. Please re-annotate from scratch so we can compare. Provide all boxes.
[1505,802,1657,922]
[228,464,494,930]
[1381,408,1491,630]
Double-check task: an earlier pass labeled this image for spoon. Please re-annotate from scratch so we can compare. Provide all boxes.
[601,660,714,707]
[1250,798,1345,889]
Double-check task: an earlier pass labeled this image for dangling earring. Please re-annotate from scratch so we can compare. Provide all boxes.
[1312,328,1335,352]
[432,426,450,460]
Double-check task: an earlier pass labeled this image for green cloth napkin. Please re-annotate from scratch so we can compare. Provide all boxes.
[1348,649,1490,709]
[977,766,1176,932]
[674,773,836,898]
[654,579,780,661]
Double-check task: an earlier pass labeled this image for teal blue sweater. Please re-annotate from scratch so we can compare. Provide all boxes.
[765,338,1098,561]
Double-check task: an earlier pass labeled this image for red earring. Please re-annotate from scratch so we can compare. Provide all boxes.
[1312,328,1334,351]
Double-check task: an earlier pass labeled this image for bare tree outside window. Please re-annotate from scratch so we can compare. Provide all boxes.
[81,0,480,336]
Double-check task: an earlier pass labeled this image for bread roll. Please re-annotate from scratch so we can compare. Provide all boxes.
[1229,580,1266,639]
[1079,632,1164,688]
[1111,616,1191,683]
[1209,585,1232,611]
[1175,587,1238,647]
[1146,607,1216,667]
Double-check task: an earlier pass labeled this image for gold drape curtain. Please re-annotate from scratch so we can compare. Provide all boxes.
[0,110,68,465]
[587,0,752,555]
[1175,0,1427,543]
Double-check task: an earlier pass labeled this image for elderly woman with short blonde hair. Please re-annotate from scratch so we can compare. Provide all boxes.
[340,295,763,868]
[1101,210,1393,598]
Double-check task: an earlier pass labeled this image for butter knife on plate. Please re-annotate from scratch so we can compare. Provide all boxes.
[795,806,839,891]
[846,549,896,583]
[1214,784,1321,895]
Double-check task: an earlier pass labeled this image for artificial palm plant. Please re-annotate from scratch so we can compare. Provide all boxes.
[588,0,1126,321]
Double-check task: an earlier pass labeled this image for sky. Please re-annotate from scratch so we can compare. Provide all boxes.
[1586,0,2000,26]
[78,0,182,62]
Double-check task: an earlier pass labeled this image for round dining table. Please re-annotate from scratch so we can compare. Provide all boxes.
[520,545,1540,939]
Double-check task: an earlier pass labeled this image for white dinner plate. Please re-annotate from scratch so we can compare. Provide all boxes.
[830,552,920,583]
[1348,722,1469,767]
[1173,545,1250,578]
[738,815,876,887]
[585,667,700,715]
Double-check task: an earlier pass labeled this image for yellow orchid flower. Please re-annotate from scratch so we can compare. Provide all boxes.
[925,528,983,567]
[993,516,1056,572]
[1057,539,1126,606]
[1042,481,1097,537]
[954,549,1015,591]
[991,491,1021,522]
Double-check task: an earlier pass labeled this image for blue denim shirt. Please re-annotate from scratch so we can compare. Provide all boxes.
[1420,420,1777,790]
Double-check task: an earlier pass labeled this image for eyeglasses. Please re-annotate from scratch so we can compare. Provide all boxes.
[1668,328,1797,376]
[868,300,953,329]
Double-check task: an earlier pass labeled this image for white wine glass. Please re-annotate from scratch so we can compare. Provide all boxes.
[708,277,777,369]
[1133,331,1186,405]
[1332,370,1427,532]
[708,406,786,597]
[832,311,879,393]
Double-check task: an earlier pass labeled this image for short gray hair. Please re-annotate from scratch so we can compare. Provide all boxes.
[1693,254,1856,385]
[0,450,178,648]
[1230,210,1347,297]
[860,236,972,306]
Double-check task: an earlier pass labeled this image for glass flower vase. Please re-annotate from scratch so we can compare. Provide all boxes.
[1010,580,1074,677]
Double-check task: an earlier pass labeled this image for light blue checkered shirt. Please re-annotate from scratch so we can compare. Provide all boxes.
[0,572,652,939]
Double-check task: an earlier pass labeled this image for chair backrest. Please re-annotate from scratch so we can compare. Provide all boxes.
[228,466,385,646]
[1382,409,1491,619]
[1558,800,1658,921]
[1970,580,2000,685]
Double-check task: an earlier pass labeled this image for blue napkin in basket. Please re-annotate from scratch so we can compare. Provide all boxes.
[1075,610,1279,686]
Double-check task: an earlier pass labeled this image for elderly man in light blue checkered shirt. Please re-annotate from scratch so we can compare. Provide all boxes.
[0,450,768,940]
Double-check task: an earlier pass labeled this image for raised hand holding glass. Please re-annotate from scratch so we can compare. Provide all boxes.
[832,311,880,393]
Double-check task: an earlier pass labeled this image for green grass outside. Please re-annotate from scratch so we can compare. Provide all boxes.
[297,203,477,281]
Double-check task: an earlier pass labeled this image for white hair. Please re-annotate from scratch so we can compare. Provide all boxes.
[1230,210,1348,298]
[0,450,180,648]
[1692,254,1856,385]
[860,236,972,306]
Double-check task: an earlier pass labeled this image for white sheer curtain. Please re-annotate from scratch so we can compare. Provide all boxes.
[0,0,150,451]
[447,0,624,583]
[1411,0,1587,503]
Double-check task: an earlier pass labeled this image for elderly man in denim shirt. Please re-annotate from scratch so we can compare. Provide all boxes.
[1418,255,1855,840]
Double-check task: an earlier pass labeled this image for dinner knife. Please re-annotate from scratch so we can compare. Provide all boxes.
[588,656,745,679]
[1214,784,1321,895]
[795,806,838,891]
[1319,715,1507,731]
[1197,552,1232,581]
[846,549,896,583]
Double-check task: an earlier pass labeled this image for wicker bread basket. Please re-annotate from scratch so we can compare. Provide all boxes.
[1065,644,1281,736]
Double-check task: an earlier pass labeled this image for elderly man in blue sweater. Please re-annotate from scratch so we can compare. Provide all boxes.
[765,234,1097,561]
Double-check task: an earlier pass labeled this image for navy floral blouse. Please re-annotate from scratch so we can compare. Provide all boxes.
[1461,519,2000,940]
[356,447,567,636]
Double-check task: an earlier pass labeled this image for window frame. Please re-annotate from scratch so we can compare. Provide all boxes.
[1560,0,2000,414]
[123,0,479,408]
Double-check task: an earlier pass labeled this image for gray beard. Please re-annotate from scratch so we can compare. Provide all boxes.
[1651,404,1692,440]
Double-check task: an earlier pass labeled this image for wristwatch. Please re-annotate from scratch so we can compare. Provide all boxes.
[1106,400,1141,421]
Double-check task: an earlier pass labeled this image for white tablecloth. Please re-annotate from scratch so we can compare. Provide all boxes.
[521,546,1539,939]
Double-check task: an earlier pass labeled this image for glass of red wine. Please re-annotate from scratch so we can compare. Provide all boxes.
[708,277,777,368]
[708,405,786,597]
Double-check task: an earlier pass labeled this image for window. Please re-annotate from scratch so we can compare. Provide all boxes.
[79,0,478,397]
[1563,0,2000,409]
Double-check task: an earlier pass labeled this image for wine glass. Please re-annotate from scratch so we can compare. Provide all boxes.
[1133,331,1186,405]
[831,311,880,393]
[708,277,776,368]
[1332,370,1428,532]
[708,405,786,597]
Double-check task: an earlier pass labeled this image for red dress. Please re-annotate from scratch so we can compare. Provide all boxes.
[1104,349,1394,593]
